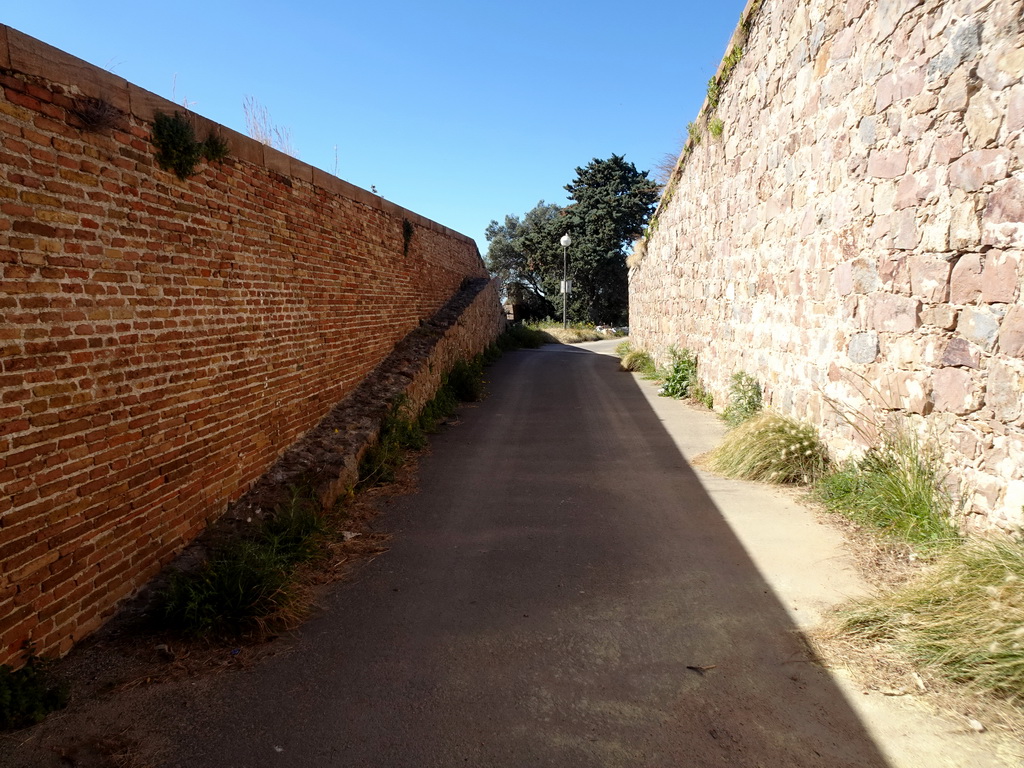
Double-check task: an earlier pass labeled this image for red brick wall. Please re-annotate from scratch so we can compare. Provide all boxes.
[0,26,494,665]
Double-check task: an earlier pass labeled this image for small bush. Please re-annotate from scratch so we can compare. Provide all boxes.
[837,538,1024,702]
[482,343,502,364]
[0,656,69,731]
[815,431,960,545]
[160,539,294,635]
[200,132,231,163]
[418,383,459,432]
[360,402,424,487]
[152,111,230,179]
[620,348,656,375]
[152,111,204,179]
[72,97,120,132]
[658,348,698,399]
[157,487,328,635]
[709,117,724,140]
[722,372,762,427]
[448,356,485,402]
[691,383,714,409]
[258,488,329,565]
[708,412,829,484]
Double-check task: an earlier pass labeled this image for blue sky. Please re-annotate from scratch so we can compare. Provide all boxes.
[5,1,747,253]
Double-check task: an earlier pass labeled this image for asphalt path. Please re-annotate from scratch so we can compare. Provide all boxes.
[159,342,890,767]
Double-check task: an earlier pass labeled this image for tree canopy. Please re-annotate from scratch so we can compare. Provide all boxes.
[485,155,659,325]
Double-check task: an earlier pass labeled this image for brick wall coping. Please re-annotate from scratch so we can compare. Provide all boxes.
[0,23,476,249]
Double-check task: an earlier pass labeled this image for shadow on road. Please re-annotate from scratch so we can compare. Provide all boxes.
[35,344,895,768]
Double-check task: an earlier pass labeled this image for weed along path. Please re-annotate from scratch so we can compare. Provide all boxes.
[6,340,1013,767]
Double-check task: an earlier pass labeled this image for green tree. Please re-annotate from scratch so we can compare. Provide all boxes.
[484,201,563,321]
[560,154,660,324]
[485,155,659,325]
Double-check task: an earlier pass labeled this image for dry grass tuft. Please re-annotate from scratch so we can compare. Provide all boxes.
[836,538,1024,703]
[707,412,829,484]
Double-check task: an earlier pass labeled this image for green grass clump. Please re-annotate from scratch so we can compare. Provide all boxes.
[448,356,486,402]
[0,656,69,731]
[837,538,1024,702]
[708,412,829,484]
[722,372,762,427]
[658,348,698,399]
[157,487,328,636]
[418,383,459,433]
[816,431,961,545]
[619,346,656,376]
[360,400,426,487]
[160,539,295,635]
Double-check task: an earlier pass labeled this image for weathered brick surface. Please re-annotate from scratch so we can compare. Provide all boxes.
[630,0,1024,532]
[0,25,500,665]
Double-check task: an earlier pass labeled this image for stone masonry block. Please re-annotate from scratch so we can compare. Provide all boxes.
[999,305,1024,357]
[1008,84,1024,134]
[950,199,981,251]
[868,148,910,178]
[848,331,880,363]
[0,26,10,70]
[941,337,981,368]
[957,306,1001,351]
[926,19,982,81]
[949,149,1012,192]
[965,90,1002,148]
[981,250,1020,304]
[909,253,951,301]
[986,359,1023,422]
[950,254,984,303]
[983,176,1024,248]
[932,367,980,414]
[869,294,920,333]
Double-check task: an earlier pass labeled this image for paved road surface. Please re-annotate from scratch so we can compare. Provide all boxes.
[156,343,890,767]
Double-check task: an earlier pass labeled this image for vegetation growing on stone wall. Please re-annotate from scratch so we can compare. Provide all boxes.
[71,96,120,132]
[639,7,761,262]
[708,413,829,484]
[709,117,725,140]
[686,121,702,148]
[156,350,494,637]
[402,218,415,256]
[151,111,231,179]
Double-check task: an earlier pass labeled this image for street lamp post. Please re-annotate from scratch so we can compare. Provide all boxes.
[560,233,571,329]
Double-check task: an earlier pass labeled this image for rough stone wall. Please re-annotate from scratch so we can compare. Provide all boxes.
[0,26,501,664]
[629,0,1024,532]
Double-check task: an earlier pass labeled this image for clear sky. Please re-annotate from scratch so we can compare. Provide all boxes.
[4,1,748,253]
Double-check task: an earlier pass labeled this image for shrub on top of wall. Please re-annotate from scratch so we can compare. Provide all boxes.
[151,111,231,179]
